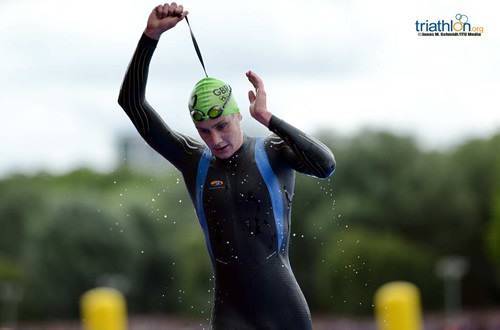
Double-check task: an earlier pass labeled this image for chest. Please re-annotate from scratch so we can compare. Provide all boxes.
[203,160,270,218]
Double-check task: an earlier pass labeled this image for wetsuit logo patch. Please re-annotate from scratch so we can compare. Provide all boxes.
[209,180,225,189]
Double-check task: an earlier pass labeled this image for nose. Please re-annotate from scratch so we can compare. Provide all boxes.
[207,131,223,146]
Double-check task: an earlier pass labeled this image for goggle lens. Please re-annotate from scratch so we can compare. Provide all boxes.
[190,110,205,122]
[207,106,224,119]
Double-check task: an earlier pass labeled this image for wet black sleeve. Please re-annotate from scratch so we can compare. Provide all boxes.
[267,115,336,178]
[117,33,203,171]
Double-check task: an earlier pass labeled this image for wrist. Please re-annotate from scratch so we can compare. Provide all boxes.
[255,111,273,128]
[144,27,162,40]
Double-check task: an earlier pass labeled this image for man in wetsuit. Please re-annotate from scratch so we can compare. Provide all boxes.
[118,3,336,329]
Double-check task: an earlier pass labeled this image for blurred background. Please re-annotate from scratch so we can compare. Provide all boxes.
[1,0,499,329]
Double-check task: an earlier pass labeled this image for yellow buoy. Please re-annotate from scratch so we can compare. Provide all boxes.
[374,281,422,330]
[80,287,127,330]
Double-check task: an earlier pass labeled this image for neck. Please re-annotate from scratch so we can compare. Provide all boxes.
[218,135,250,166]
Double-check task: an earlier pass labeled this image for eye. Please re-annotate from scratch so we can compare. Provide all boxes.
[197,128,210,135]
[216,122,228,131]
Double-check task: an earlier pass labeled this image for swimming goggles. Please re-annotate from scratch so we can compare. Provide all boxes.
[190,87,232,122]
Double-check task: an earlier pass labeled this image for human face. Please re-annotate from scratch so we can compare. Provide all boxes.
[195,113,244,159]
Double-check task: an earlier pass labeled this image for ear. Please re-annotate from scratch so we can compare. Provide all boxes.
[237,112,243,121]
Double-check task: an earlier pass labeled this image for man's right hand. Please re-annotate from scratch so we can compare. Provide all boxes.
[144,2,188,40]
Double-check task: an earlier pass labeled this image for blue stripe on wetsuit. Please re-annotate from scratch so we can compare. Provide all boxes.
[255,137,285,252]
[195,147,215,263]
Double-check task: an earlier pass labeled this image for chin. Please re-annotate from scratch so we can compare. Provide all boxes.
[212,147,234,159]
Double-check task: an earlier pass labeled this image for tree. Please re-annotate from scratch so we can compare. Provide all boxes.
[486,135,500,289]
[314,227,440,314]
[21,200,136,319]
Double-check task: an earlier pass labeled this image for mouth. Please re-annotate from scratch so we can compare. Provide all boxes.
[214,145,229,152]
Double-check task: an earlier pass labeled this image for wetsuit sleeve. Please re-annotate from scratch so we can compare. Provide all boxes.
[267,115,336,179]
[117,33,203,170]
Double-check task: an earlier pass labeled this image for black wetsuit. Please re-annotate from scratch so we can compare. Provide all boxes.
[118,34,336,329]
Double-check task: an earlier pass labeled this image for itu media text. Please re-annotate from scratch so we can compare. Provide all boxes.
[415,14,484,37]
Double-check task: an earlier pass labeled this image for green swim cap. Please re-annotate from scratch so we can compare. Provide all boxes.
[188,77,239,122]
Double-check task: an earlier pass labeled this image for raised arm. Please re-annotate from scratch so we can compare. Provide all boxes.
[117,3,202,170]
[246,71,335,178]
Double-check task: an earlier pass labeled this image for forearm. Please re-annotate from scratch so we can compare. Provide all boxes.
[117,33,159,135]
[269,115,336,178]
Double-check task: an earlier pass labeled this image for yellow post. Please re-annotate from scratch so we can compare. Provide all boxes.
[374,281,422,330]
[80,287,127,330]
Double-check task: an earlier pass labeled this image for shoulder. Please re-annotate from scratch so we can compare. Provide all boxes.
[259,135,291,170]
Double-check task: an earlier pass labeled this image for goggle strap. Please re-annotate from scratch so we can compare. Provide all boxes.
[185,16,208,78]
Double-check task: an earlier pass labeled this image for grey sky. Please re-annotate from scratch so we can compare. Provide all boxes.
[1,0,498,177]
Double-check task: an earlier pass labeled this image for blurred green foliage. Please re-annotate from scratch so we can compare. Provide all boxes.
[1,130,499,321]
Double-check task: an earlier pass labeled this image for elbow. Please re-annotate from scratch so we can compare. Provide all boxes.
[117,90,125,108]
[310,146,336,179]
[117,98,125,110]
[323,157,336,179]
[117,90,139,111]
[327,158,336,178]
[319,153,336,179]
[117,84,135,109]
